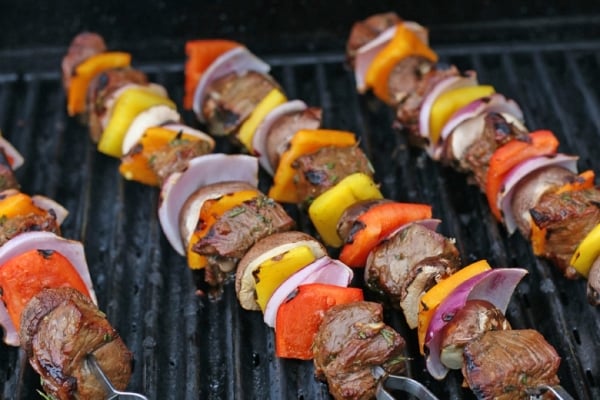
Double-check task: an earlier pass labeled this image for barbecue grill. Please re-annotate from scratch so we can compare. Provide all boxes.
[0,2,599,399]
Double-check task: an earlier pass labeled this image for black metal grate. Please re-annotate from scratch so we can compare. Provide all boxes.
[0,31,599,400]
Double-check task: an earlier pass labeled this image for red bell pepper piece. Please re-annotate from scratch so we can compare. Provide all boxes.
[0,249,92,330]
[339,202,432,267]
[486,130,559,221]
[275,283,364,360]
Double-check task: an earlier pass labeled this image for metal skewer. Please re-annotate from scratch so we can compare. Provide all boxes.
[526,384,576,400]
[87,354,148,400]
[372,366,440,400]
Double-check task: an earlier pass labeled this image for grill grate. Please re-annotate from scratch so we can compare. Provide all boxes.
[0,36,599,400]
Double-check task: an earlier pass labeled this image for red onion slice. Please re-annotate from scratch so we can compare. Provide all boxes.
[424,268,528,379]
[158,154,258,255]
[354,25,396,92]
[498,154,578,234]
[440,94,523,141]
[0,231,97,346]
[418,73,478,141]
[252,100,307,175]
[192,47,271,123]
[263,256,353,327]
[31,195,69,225]
[0,136,23,170]
[121,105,181,154]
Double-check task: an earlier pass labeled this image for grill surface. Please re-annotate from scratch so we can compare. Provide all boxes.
[1,14,600,400]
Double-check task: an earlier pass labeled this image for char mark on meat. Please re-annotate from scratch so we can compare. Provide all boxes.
[202,71,280,137]
[291,145,374,205]
[148,136,214,185]
[462,329,560,400]
[530,187,600,278]
[20,287,132,400]
[0,212,61,247]
[313,301,406,400]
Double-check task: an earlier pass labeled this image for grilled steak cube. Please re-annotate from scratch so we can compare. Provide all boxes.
[20,287,132,400]
[345,12,401,66]
[291,145,374,204]
[61,32,107,92]
[313,301,406,400]
[462,329,560,400]
[0,212,61,247]
[530,187,600,278]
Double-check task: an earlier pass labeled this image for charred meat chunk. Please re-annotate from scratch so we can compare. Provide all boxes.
[87,68,149,142]
[291,145,374,204]
[387,56,434,107]
[0,149,19,191]
[265,107,322,170]
[61,32,107,92]
[462,329,560,400]
[313,301,406,400]
[460,112,529,189]
[365,223,461,328]
[587,257,600,306]
[530,187,600,278]
[147,135,214,185]
[0,212,61,247]
[20,287,132,400]
[202,71,280,138]
[346,12,402,66]
[193,195,295,288]
[394,65,460,142]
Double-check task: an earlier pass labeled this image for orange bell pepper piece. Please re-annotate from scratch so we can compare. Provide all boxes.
[486,130,559,221]
[275,283,363,360]
[417,260,491,354]
[183,39,241,110]
[269,129,357,204]
[554,170,595,195]
[339,202,432,267]
[0,249,91,330]
[530,221,547,256]
[0,192,47,219]
[67,51,132,116]
[119,126,209,186]
[187,189,260,269]
[365,23,438,104]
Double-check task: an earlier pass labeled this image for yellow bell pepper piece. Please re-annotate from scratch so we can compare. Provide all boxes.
[67,52,132,116]
[187,189,260,269]
[429,85,495,145]
[254,245,317,311]
[98,87,175,158]
[365,23,438,104]
[570,223,600,278]
[269,129,358,204]
[308,172,383,247]
[237,89,287,152]
[417,259,491,354]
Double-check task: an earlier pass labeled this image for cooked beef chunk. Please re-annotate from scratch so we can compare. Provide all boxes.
[0,149,19,191]
[587,257,600,305]
[0,212,61,247]
[20,287,132,400]
[509,166,577,237]
[87,68,149,142]
[346,12,402,66]
[387,56,435,107]
[265,107,322,170]
[336,199,392,243]
[313,301,406,400]
[460,112,529,189]
[291,145,374,204]
[193,195,294,289]
[202,71,280,138]
[439,300,511,370]
[61,32,107,92]
[393,65,460,142]
[462,329,560,400]
[147,135,214,185]
[365,223,460,328]
[530,187,600,278]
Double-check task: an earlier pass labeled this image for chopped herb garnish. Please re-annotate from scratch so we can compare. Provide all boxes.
[228,207,246,217]
[380,328,395,346]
